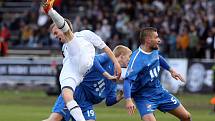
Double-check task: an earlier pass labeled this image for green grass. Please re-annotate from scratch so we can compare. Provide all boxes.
[0,90,214,121]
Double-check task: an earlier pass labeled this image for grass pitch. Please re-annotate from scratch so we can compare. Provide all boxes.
[0,90,214,121]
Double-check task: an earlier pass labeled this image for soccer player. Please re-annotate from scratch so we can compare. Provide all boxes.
[43,45,132,121]
[41,0,121,121]
[123,27,191,121]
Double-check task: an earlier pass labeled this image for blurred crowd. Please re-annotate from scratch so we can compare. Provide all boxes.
[0,0,215,59]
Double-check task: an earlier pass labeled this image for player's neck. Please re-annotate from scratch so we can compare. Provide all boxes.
[140,45,152,53]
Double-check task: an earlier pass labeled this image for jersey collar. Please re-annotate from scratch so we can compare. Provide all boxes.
[139,47,152,55]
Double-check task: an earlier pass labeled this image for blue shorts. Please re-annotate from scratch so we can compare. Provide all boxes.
[52,95,70,121]
[52,88,96,121]
[134,91,180,118]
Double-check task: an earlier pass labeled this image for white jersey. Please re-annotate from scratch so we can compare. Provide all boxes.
[60,30,106,90]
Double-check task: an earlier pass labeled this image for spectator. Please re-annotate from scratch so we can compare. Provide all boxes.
[0,23,10,56]
[177,30,190,57]
[1,0,215,59]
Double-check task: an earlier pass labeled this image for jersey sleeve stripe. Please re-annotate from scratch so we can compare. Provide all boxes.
[130,50,140,69]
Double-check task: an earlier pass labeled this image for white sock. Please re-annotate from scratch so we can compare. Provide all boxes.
[48,8,69,32]
[66,100,85,121]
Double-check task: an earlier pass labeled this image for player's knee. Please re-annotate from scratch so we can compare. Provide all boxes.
[142,113,156,121]
[180,111,191,121]
[186,112,191,121]
[52,116,63,121]
[62,87,75,102]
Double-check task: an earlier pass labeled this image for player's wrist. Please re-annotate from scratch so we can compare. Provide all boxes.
[169,68,174,73]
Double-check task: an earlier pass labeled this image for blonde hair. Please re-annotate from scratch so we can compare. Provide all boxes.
[113,45,132,57]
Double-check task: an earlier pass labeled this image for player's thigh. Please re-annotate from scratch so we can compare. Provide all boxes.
[157,92,180,113]
[60,58,84,90]
[62,87,75,102]
[134,98,157,119]
[142,113,156,121]
[79,51,94,76]
[60,66,81,91]
[168,104,191,120]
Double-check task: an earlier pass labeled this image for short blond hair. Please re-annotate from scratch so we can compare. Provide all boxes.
[113,45,131,57]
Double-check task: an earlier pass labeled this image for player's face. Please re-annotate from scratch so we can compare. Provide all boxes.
[51,25,66,43]
[149,32,160,50]
[120,52,132,68]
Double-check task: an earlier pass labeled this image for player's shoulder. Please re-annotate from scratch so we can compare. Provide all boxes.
[79,30,95,35]
[130,48,142,60]
[73,30,93,36]
[132,49,140,55]
[77,30,99,40]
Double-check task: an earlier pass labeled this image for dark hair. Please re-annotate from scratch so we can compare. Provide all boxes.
[139,27,157,44]
[49,18,73,32]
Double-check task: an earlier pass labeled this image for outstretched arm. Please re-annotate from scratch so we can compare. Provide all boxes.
[80,30,122,79]
[42,0,72,42]
[159,55,170,71]
[169,68,186,83]
[94,57,117,80]
[159,55,185,82]
[103,46,121,79]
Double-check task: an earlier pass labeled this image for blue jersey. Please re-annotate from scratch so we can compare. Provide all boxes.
[75,53,117,106]
[52,53,118,121]
[124,47,170,99]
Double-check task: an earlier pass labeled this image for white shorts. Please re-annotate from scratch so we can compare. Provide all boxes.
[59,47,94,91]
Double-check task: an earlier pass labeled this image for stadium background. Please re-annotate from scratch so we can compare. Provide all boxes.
[0,0,215,121]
